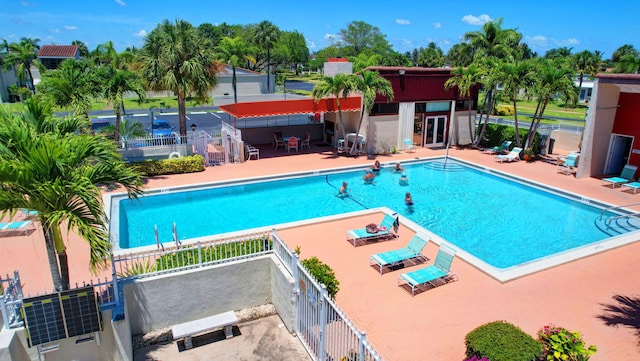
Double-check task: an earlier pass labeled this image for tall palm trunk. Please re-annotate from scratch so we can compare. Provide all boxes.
[114,109,122,143]
[178,94,187,136]
[232,66,238,104]
[43,225,64,291]
[350,105,366,155]
[266,48,271,94]
[476,88,496,147]
[27,66,36,94]
[512,89,521,147]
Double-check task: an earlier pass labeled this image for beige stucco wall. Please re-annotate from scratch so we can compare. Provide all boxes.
[367,114,400,153]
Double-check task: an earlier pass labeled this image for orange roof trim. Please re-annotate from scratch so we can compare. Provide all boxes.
[219,97,362,119]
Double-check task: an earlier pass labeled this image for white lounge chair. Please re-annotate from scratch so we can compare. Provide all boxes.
[495,147,522,163]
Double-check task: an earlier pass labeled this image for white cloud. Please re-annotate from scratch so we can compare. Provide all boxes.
[395,19,410,26]
[461,14,492,26]
[525,35,580,50]
[50,28,61,34]
[133,29,147,37]
[115,0,126,6]
[525,35,548,47]
[433,22,442,29]
[561,38,580,46]
[306,38,316,49]
[64,25,77,31]
[401,39,412,47]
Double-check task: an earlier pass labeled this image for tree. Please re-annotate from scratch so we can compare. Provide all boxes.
[524,58,576,149]
[273,31,309,74]
[350,71,393,154]
[611,44,638,63]
[572,50,600,105]
[216,36,251,104]
[463,18,520,60]
[338,21,392,56]
[102,118,148,141]
[254,21,280,93]
[312,73,355,148]
[445,63,482,146]
[0,96,143,291]
[142,19,219,136]
[496,58,535,147]
[543,47,573,60]
[71,40,90,57]
[96,65,146,142]
[3,37,41,93]
[614,54,640,74]
[446,43,474,67]
[417,42,445,67]
[37,58,97,118]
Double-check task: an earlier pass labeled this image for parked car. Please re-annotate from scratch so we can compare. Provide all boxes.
[147,119,175,145]
[90,118,113,134]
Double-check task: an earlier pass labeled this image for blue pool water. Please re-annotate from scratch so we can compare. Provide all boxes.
[117,160,617,268]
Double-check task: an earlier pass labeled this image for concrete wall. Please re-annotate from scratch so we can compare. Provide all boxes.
[0,330,30,361]
[117,144,193,163]
[368,115,400,153]
[124,256,273,335]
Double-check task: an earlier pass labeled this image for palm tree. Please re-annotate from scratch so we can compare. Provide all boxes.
[215,36,250,105]
[0,96,143,291]
[496,58,535,147]
[102,118,148,142]
[312,73,355,149]
[572,50,599,105]
[445,63,482,145]
[71,40,90,58]
[614,54,640,74]
[96,65,146,142]
[3,37,40,93]
[37,58,97,118]
[142,19,219,136]
[350,71,393,154]
[524,58,577,149]
[254,21,280,94]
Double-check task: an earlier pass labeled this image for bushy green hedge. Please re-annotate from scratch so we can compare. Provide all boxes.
[465,321,542,361]
[480,124,541,154]
[495,105,514,116]
[301,256,340,299]
[130,154,205,176]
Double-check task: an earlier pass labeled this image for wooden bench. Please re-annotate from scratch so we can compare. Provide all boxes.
[171,311,238,350]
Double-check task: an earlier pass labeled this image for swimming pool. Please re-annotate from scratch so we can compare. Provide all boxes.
[112,158,630,270]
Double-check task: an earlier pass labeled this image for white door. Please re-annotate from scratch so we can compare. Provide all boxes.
[424,116,447,147]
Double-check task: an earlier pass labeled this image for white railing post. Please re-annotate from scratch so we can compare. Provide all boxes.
[110,254,120,306]
[197,242,203,267]
[359,331,366,361]
[319,284,328,361]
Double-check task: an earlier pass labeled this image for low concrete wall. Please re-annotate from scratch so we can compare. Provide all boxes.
[111,314,132,361]
[0,329,30,361]
[124,256,273,335]
[118,144,192,163]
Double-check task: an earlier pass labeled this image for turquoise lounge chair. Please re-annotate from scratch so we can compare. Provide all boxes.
[397,244,456,296]
[484,140,512,154]
[621,181,640,194]
[558,153,578,175]
[495,147,522,163]
[0,221,33,236]
[347,214,399,246]
[370,234,429,275]
[602,164,638,188]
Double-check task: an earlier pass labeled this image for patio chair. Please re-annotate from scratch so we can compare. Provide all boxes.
[300,133,311,150]
[495,147,522,163]
[245,144,259,160]
[370,234,429,275]
[20,208,39,219]
[484,140,512,154]
[398,243,457,296]
[404,139,416,153]
[0,220,34,236]
[347,214,399,247]
[273,133,286,150]
[621,181,640,194]
[558,153,578,175]
[287,137,299,152]
[602,164,638,188]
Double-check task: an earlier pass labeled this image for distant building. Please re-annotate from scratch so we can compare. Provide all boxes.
[37,45,80,70]
[323,58,352,77]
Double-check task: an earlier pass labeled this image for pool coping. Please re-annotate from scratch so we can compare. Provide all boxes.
[105,155,640,282]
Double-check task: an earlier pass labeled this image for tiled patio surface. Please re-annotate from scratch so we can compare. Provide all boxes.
[2,142,640,360]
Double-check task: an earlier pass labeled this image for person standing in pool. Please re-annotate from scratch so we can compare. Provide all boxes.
[394,162,404,173]
[338,181,349,196]
[405,192,414,206]
[399,174,409,186]
[371,160,381,173]
[363,169,375,184]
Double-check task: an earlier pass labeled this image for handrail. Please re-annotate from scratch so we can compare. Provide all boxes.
[599,201,640,220]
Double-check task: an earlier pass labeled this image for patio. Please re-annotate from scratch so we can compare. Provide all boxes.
[2,143,640,360]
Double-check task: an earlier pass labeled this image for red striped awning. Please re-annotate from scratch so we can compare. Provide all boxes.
[219,97,361,119]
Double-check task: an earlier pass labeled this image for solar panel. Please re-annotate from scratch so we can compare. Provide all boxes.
[22,286,102,347]
[22,294,66,347]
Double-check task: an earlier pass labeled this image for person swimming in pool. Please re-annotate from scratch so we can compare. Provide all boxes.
[399,174,409,186]
[405,192,414,206]
[371,160,381,173]
[363,169,375,184]
[394,162,404,173]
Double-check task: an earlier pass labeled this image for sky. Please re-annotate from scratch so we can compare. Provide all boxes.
[2,0,639,59]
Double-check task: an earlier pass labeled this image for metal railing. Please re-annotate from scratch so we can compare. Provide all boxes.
[121,133,191,149]
[0,271,24,330]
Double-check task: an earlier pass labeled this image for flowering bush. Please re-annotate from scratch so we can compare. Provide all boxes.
[537,324,597,361]
[464,357,491,361]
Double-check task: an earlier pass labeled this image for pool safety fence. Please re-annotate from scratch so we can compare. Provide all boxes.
[1,229,384,360]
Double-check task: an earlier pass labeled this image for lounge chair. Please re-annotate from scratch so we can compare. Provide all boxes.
[602,164,638,188]
[404,139,416,153]
[20,208,39,219]
[621,181,640,194]
[370,234,429,275]
[347,214,399,247]
[0,220,34,236]
[558,153,578,175]
[484,140,512,154]
[397,243,456,296]
[495,147,522,163]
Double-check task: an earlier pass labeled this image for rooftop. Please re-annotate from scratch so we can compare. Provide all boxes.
[37,45,79,58]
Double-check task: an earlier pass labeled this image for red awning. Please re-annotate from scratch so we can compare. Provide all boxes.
[218,97,361,119]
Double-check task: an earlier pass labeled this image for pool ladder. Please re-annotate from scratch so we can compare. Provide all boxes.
[595,201,640,236]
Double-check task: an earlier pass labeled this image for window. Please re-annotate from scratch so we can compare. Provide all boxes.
[371,103,399,115]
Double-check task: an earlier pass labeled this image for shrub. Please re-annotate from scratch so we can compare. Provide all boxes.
[130,154,204,176]
[464,357,491,361]
[301,256,340,299]
[495,105,514,116]
[537,324,597,361]
[479,124,541,154]
[465,321,542,361]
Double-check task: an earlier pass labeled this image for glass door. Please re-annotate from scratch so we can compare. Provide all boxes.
[413,114,423,147]
[424,116,447,146]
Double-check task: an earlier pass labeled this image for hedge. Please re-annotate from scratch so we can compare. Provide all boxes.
[480,124,541,154]
[130,154,205,176]
[465,320,542,361]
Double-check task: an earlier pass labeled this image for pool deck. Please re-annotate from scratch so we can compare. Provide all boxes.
[3,143,640,360]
